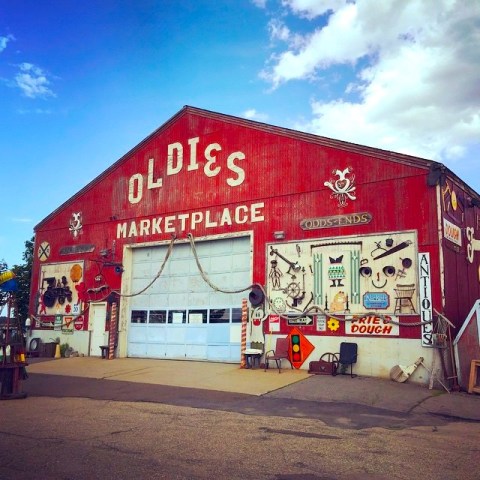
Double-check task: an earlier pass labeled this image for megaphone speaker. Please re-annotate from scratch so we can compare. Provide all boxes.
[249,286,265,306]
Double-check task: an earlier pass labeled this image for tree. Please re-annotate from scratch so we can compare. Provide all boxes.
[12,237,34,325]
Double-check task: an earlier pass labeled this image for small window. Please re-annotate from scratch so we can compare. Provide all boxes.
[231,308,243,323]
[188,309,207,324]
[149,310,166,324]
[131,310,147,324]
[168,310,186,324]
[209,308,229,323]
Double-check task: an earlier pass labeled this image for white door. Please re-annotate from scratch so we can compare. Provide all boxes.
[89,302,108,356]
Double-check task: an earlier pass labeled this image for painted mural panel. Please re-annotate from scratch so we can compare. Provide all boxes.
[266,231,418,318]
[35,261,85,324]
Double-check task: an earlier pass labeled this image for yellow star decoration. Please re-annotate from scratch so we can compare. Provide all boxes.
[327,317,340,332]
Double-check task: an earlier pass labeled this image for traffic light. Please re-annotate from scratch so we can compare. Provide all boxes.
[288,327,314,369]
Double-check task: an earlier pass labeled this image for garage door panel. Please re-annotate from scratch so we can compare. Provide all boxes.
[146,343,166,358]
[168,276,189,291]
[166,344,186,358]
[148,293,168,307]
[147,326,166,342]
[128,236,251,362]
[228,271,251,289]
[207,325,230,343]
[187,276,206,292]
[186,345,207,358]
[210,256,232,272]
[232,253,250,269]
[132,262,152,278]
[166,326,187,342]
[169,292,189,305]
[147,277,169,292]
[169,258,191,276]
[185,293,209,306]
[185,326,207,343]
[207,345,231,361]
[129,326,148,342]
[128,343,147,357]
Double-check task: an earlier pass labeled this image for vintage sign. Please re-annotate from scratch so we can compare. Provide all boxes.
[418,253,434,347]
[38,241,51,262]
[127,136,247,205]
[287,315,314,326]
[268,314,281,332]
[300,212,372,230]
[62,316,74,335]
[316,315,327,331]
[443,218,462,246]
[363,292,390,309]
[116,202,265,239]
[74,316,84,331]
[345,315,399,336]
[60,244,95,255]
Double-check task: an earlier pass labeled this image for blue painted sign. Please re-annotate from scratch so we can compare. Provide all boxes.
[363,292,389,309]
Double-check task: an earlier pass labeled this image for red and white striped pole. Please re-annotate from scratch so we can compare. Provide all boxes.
[240,298,247,368]
[108,302,117,360]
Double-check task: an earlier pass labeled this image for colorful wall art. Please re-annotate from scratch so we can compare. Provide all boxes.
[267,231,418,317]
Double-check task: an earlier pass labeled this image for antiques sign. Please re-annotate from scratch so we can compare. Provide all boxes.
[300,212,372,230]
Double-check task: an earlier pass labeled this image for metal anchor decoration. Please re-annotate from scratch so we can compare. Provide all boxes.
[269,246,302,275]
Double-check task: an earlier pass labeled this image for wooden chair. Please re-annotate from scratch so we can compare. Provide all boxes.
[264,337,292,373]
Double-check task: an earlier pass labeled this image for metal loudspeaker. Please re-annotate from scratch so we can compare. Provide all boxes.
[249,286,265,306]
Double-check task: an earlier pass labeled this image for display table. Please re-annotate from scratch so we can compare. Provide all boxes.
[243,348,263,369]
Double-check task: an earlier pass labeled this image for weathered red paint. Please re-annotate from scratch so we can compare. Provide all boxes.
[30,106,480,342]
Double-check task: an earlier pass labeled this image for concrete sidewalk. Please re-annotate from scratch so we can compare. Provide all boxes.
[26,356,310,396]
[25,356,480,422]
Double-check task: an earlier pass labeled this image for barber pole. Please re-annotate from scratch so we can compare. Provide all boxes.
[240,298,247,368]
[108,302,117,360]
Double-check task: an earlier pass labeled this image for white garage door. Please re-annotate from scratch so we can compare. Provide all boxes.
[127,236,251,362]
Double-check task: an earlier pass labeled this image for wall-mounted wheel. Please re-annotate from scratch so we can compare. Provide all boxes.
[319,352,339,375]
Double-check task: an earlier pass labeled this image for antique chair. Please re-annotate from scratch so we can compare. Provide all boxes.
[264,337,292,373]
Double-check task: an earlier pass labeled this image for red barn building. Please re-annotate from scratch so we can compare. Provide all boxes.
[29,106,480,387]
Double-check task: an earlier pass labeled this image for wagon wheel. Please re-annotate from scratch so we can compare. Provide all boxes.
[285,282,301,299]
[320,352,339,376]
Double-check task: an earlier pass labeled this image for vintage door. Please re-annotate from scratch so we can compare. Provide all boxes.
[89,302,108,356]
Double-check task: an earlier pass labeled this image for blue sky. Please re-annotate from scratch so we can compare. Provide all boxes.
[1,0,479,267]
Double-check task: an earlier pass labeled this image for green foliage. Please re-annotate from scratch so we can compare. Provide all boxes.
[60,343,70,357]
[10,237,34,325]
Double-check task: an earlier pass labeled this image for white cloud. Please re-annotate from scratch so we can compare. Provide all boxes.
[281,0,346,19]
[0,34,14,53]
[11,217,33,223]
[261,0,480,164]
[14,62,56,99]
[17,108,53,115]
[243,108,269,122]
[251,0,268,8]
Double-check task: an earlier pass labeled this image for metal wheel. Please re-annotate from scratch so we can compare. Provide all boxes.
[320,352,339,376]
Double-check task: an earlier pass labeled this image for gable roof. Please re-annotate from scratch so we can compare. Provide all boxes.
[35,105,476,230]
